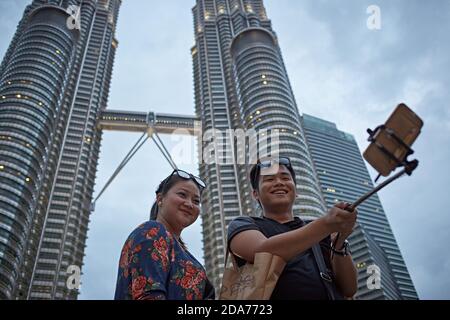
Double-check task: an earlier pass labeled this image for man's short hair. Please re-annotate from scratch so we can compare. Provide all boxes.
[249,158,297,190]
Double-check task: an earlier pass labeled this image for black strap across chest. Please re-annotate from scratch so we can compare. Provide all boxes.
[251,217,337,300]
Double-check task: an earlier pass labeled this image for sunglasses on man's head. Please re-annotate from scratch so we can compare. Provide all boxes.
[257,157,292,169]
[256,157,292,177]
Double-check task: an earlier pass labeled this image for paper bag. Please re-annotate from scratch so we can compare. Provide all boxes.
[219,251,286,300]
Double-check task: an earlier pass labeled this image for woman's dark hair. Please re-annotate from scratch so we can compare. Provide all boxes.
[150,175,183,220]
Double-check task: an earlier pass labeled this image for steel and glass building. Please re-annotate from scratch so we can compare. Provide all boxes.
[0,0,121,299]
[301,113,418,299]
[191,0,327,289]
[0,0,419,300]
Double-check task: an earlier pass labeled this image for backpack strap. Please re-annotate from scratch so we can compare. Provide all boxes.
[311,243,336,300]
[305,219,337,300]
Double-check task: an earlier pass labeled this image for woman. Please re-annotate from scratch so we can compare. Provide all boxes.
[114,169,215,300]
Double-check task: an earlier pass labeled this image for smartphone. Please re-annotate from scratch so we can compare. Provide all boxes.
[363,103,423,176]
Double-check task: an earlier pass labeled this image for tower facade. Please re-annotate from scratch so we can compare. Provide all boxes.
[191,0,327,289]
[301,113,418,299]
[0,0,121,299]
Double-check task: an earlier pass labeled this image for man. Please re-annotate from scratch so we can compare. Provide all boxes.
[227,156,358,299]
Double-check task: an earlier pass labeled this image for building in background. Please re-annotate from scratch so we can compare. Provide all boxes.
[191,0,327,290]
[0,0,418,300]
[0,0,121,299]
[301,113,418,299]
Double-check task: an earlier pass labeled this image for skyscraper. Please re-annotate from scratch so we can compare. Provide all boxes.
[0,0,419,300]
[0,0,121,299]
[301,113,418,299]
[191,0,327,289]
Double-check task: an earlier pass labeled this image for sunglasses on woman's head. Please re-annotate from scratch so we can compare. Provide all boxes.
[171,169,206,190]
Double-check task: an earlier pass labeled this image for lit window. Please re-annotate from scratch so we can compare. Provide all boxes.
[38,102,43,106]
[263,81,267,85]
[293,131,298,135]
[1,96,5,99]
[56,50,61,54]
[357,262,366,269]
[262,75,266,79]
[25,177,30,182]
[0,165,4,170]
[7,81,11,85]
[256,110,260,114]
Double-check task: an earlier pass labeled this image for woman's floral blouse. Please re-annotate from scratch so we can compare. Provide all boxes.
[114,221,214,300]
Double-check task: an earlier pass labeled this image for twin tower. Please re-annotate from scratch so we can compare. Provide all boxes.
[0,0,416,300]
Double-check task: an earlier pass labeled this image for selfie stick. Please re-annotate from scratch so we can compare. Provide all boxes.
[345,158,418,213]
[332,124,420,258]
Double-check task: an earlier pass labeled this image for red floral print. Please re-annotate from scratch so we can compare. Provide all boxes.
[132,276,147,299]
[114,221,213,300]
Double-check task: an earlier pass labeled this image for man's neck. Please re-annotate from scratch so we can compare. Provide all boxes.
[263,210,294,224]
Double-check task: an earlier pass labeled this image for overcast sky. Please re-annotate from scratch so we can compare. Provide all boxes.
[1,0,449,300]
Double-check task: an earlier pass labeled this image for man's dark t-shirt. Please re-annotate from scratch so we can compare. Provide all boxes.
[227,216,339,300]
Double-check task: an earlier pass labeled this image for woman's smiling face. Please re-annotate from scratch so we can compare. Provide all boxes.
[157,179,201,233]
